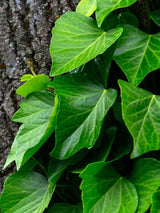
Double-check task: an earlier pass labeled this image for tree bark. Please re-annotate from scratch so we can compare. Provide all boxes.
[0,0,79,193]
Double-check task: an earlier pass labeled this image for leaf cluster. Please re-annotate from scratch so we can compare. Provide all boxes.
[1,0,160,212]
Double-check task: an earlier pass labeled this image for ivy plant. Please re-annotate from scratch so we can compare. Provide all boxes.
[1,0,160,212]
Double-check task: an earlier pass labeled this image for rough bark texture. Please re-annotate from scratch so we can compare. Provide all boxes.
[0,0,79,193]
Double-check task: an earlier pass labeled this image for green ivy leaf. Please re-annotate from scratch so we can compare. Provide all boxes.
[96,0,137,27]
[80,162,138,213]
[49,69,117,159]
[119,80,160,158]
[21,74,33,82]
[17,74,50,97]
[128,158,160,213]
[76,0,97,17]
[0,171,55,213]
[114,25,160,86]
[4,91,58,170]
[151,191,160,213]
[150,10,160,27]
[49,11,123,76]
[47,203,82,213]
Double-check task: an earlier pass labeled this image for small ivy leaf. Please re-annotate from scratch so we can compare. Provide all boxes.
[49,11,123,76]
[151,191,160,213]
[49,68,117,159]
[47,203,82,213]
[150,10,160,27]
[128,158,160,213]
[4,91,58,170]
[21,74,33,82]
[114,25,160,86]
[17,74,50,97]
[118,12,139,27]
[80,162,138,213]
[96,0,137,27]
[0,171,55,213]
[119,80,160,158]
[76,0,97,17]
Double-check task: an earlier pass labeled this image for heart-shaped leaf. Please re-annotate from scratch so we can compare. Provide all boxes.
[47,203,82,213]
[80,162,138,213]
[114,25,160,86]
[4,91,57,170]
[76,0,96,17]
[49,66,117,159]
[119,80,160,158]
[128,158,160,213]
[16,74,50,97]
[50,11,123,76]
[0,171,55,213]
[96,0,137,27]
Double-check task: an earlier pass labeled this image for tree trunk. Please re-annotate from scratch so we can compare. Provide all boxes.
[0,0,79,193]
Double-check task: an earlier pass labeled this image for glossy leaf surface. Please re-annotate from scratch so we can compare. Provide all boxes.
[119,80,160,158]
[150,10,160,27]
[129,158,160,213]
[17,74,50,97]
[80,162,138,213]
[0,171,55,213]
[49,69,117,159]
[47,203,82,213]
[96,0,137,27]
[50,11,123,76]
[4,91,57,170]
[114,25,160,86]
[151,191,160,213]
[76,0,96,17]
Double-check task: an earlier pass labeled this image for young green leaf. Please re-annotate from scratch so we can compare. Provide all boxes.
[21,74,33,82]
[151,191,160,213]
[80,162,138,213]
[119,80,160,158]
[76,0,97,17]
[4,91,57,170]
[47,203,82,213]
[49,69,117,159]
[114,25,160,86]
[128,158,160,213]
[96,0,137,27]
[150,10,160,27]
[16,74,50,97]
[50,11,123,76]
[0,171,55,213]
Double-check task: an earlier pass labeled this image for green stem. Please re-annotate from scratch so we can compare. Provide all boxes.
[27,60,36,76]
[57,184,74,188]
[55,190,69,203]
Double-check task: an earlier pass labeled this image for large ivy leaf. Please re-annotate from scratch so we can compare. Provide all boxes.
[119,80,160,158]
[49,11,123,76]
[150,10,160,27]
[47,203,82,213]
[4,91,57,170]
[16,74,50,97]
[151,191,160,213]
[49,69,117,159]
[76,0,97,17]
[80,162,138,213]
[114,25,160,86]
[0,171,55,213]
[128,158,160,213]
[96,0,137,27]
